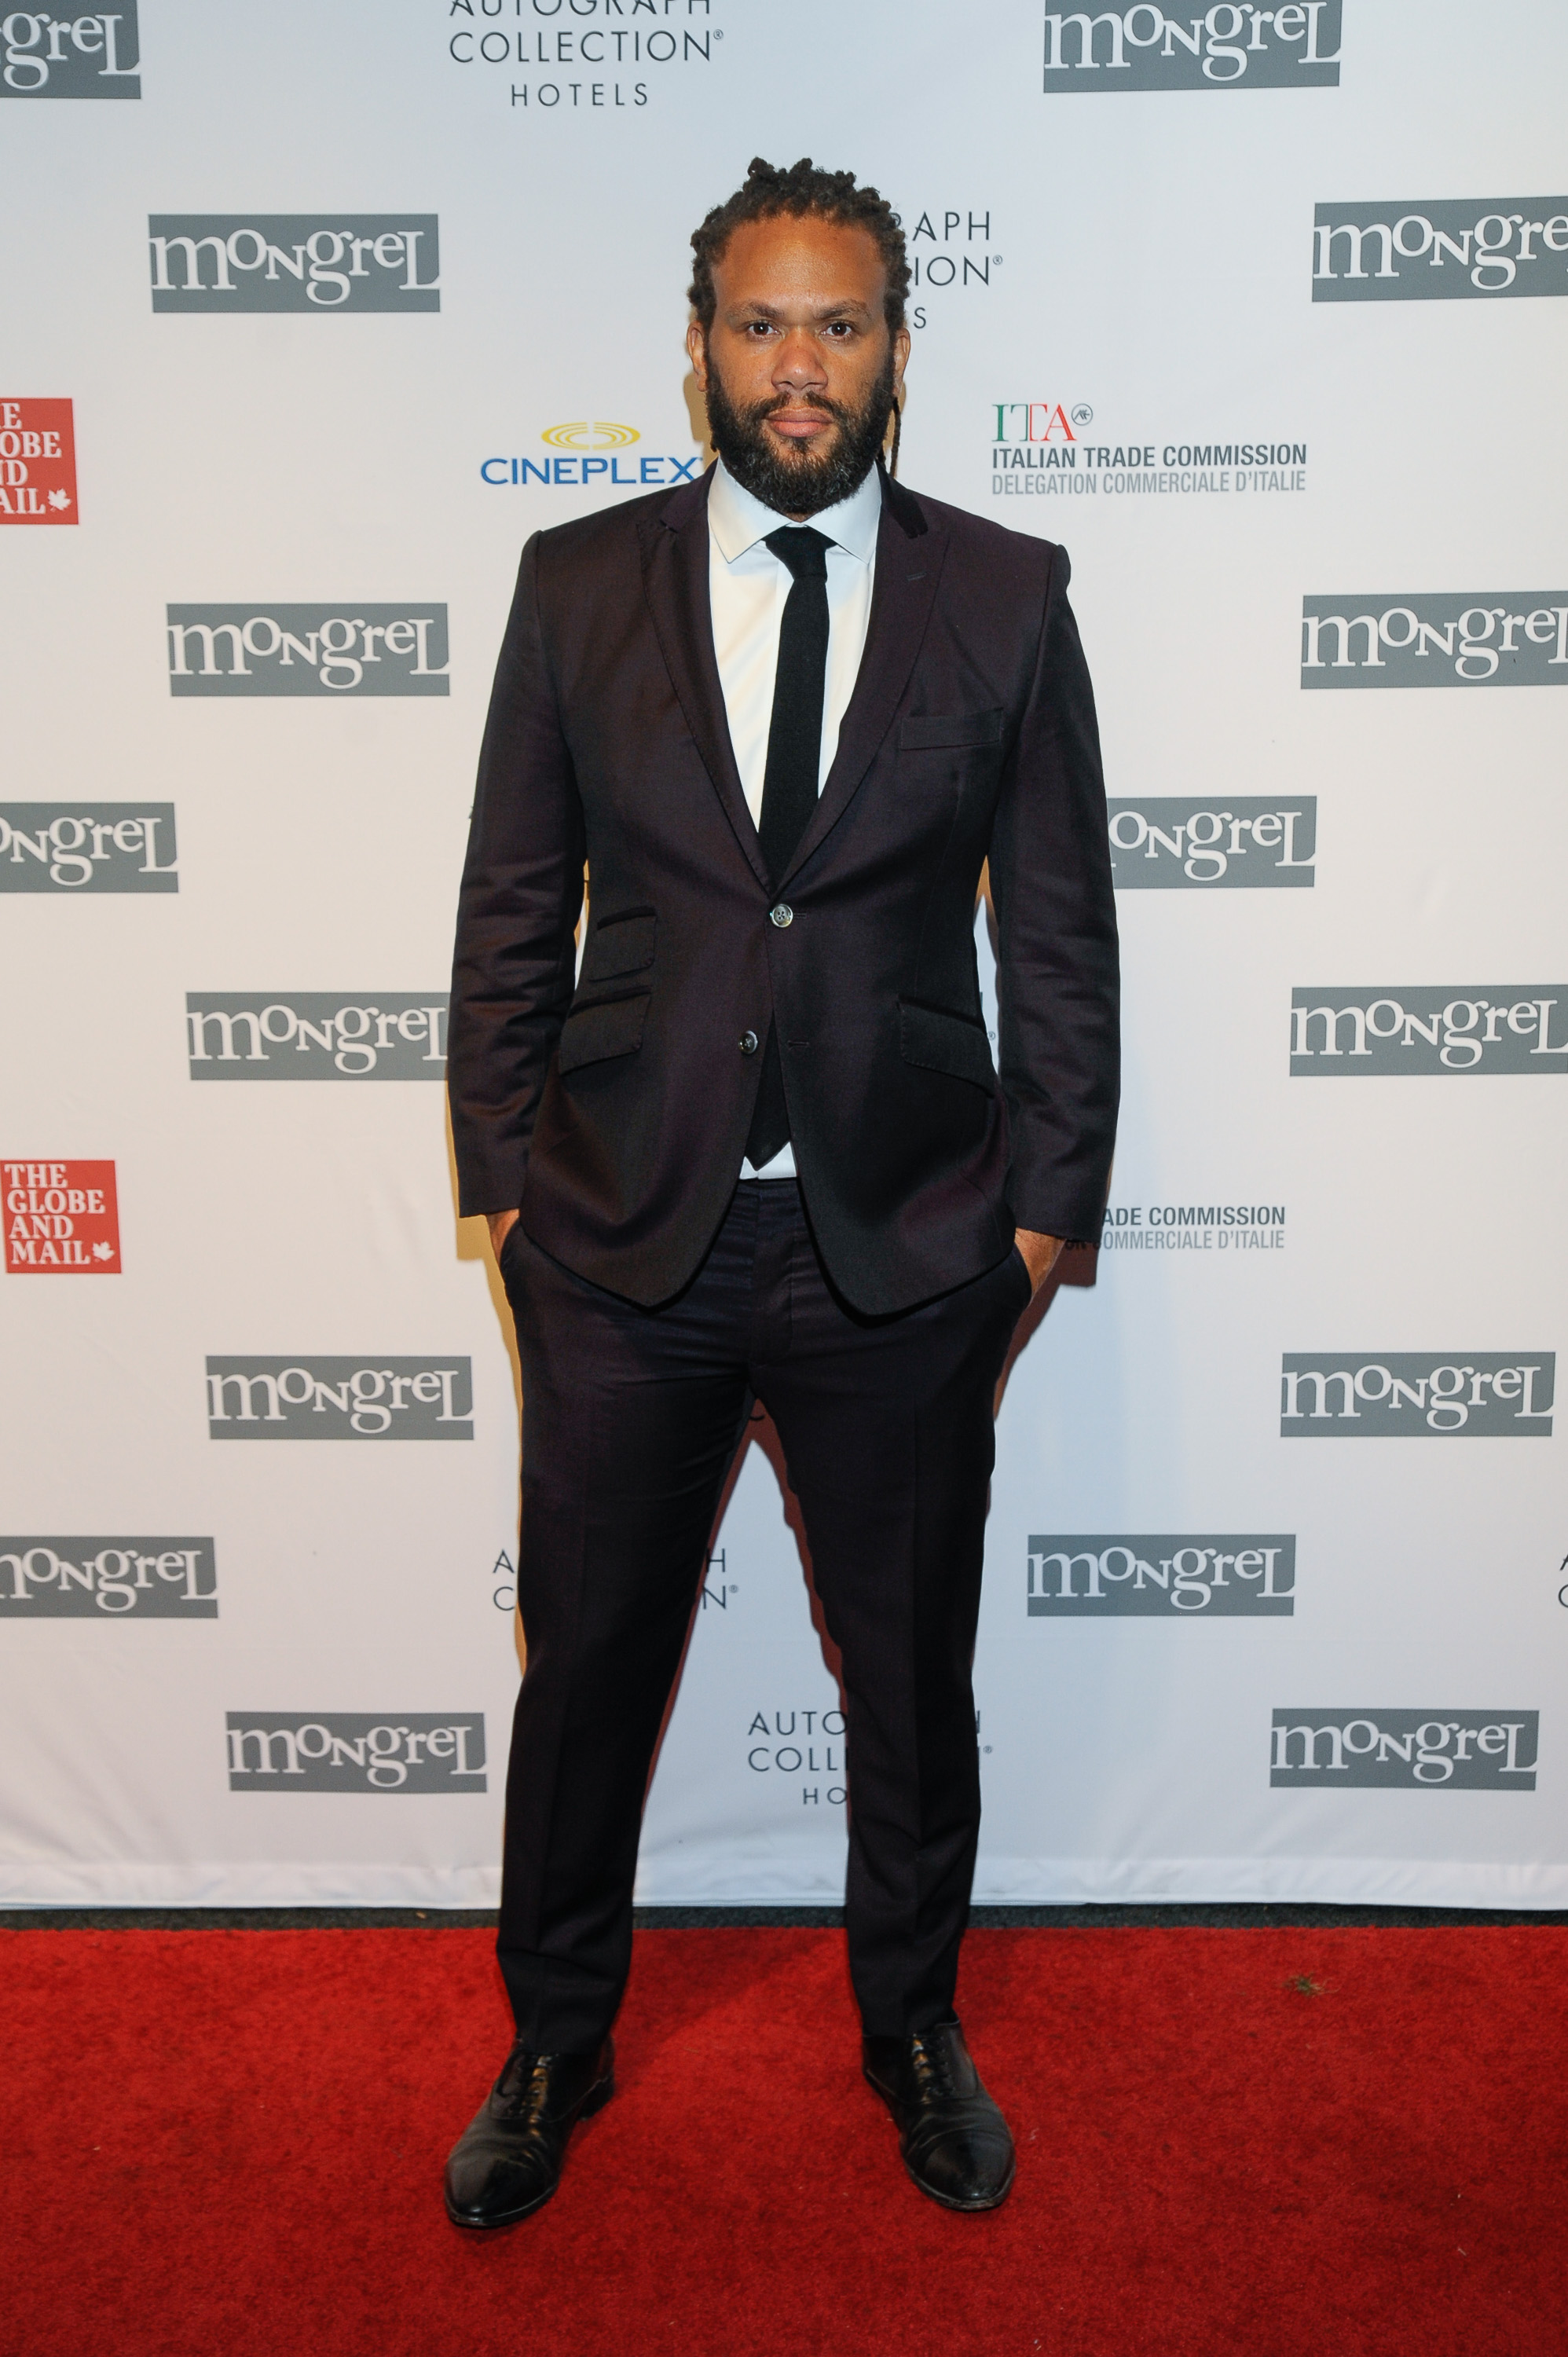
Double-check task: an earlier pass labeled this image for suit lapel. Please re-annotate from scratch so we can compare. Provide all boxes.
[639,475,770,893]
[777,491,948,890]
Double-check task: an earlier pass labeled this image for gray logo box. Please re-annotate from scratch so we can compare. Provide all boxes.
[1029,1534,1295,1615]
[1110,799,1314,888]
[167,607,449,697]
[207,1359,473,1439]
[1280,1354,1554,1438]
[1044,4,1339,90]
[0,805,177,893]
[186,995,447,1079]
[1313,200,1568,302]
[149,216,439,311]
[2,5,138,97]
[1291,988,1568,1074]
[1301,596,1568,687]
[226,1713,486,1791]
[1271,1710,1537,1789]
[0,1538,216,1618]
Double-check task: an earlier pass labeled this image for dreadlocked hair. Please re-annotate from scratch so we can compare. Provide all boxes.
[689,156,908,475]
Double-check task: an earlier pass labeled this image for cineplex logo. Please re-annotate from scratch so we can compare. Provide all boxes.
[226,1714,486,1793]
[1280,1355,1554,1438]
[4,1160,119,1274]
[1270,1711,1537,1790]
[167,607,449,697]
[1289,990,1568,1074]
[481,422,702,490]
[1,805,176,893]
[1313,200,1568,302]
[1044,4,1340,90]
[0,1538,216,1618]
[148,218,439,312]
[1301,596,1568,687]
[0,398,76,522]
[1110,800,1313,888]
[1029,1535,1295,1616]
[2,6,138,96]
[206,1360,474,1440]
[186,995,447,1079]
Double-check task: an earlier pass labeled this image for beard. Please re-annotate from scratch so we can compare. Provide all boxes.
[702,345,896,518]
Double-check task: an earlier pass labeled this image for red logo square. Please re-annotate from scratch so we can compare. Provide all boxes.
[3,1160,120,1274]
[0,399,78,526]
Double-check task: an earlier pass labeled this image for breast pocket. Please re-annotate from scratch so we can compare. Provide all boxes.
[898,709,1006,753]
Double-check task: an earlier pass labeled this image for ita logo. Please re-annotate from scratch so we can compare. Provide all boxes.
[0,399,76,522]
[3,1159,119,1273]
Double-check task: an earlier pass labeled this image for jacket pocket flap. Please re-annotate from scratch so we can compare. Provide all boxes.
[898,709,1005,752]
[899,1000,997,1092]
[581,910,656,983]
[558,992,650,1075]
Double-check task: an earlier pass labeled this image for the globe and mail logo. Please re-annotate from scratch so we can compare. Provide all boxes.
[0,1538,216,1618]
[1271,1711,1537,1790]
[1301,596,1568,687]
[1313,200,1568,302]
[167,607,449,697]
[1029,1535,1295,1615]
[186,996,448,1080]
[1280,1355,1554,1438]
[207,1359,474,1439]
[1109,800,1314,889]
[1044,5,1340,90]
[1,806,177,893]
[1290,989,1568,1074]
[148,218,439,311]
[2,6,138,96]
[226,1714,486,1792]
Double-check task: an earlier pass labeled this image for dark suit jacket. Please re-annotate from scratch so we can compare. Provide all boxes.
[448,465,1119,1314]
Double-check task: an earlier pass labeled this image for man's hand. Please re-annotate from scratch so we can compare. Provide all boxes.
[1013,1227,1064,1297]
[487,1208,520,1261]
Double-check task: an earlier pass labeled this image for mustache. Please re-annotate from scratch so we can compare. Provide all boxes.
[745,390,853,428]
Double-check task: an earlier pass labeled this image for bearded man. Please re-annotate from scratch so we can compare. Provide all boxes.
[443,156,1119,2225]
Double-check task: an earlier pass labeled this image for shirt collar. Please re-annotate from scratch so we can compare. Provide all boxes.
[708,453,883,567]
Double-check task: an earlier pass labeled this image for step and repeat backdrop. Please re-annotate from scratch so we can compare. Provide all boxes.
[4,0,1566,1908]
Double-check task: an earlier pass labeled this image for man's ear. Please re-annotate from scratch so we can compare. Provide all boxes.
[686,320,709,390]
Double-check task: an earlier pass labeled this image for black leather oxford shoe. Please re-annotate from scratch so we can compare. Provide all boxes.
[443,2037,614,2228]
[863,2019,1016,2212]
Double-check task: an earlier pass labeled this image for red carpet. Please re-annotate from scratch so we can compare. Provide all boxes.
[7,1923,1564,2355]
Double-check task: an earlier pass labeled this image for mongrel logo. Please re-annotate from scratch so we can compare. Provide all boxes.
[1290,989,1568,1074]
[1109,799,1314,889]
[1313,200,1568,302]
[1270,1710,1537,1790]
[1044,5,1340,90]
[0,1538,215,1618]
[481,420,703,491]
[185,995,447,1080]
[2,6,137,96]
[167,607,449,698]
[206,1358,473,1440]
[1280,1354,1554,1438]
[1301,596,1568,687]
[148,217,439,312]
[0,806,176,893]
[1029,1534,1295,1615]
[226,1713,486,1793]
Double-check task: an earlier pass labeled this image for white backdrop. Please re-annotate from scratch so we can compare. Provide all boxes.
[3,0,1566,1908]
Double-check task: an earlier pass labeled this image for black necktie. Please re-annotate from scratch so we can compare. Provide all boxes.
[746,525,831,1170]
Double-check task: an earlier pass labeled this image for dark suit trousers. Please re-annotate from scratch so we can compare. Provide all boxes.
[496,1178,1031,2051]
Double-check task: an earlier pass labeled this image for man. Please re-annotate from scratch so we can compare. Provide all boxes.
[444,156,1118,2226]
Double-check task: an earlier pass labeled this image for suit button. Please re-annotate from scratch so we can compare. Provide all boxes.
[769,903,794,929]
[739,1030,759,1056]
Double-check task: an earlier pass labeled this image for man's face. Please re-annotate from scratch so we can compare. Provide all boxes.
[687,212,910,519]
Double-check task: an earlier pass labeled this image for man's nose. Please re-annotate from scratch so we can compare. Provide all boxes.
[771,328,829,391]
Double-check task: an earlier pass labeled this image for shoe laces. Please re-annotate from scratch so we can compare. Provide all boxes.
[907,2030,962,2103]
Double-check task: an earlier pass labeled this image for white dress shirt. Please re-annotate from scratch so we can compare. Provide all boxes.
[707,456,882,1178]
